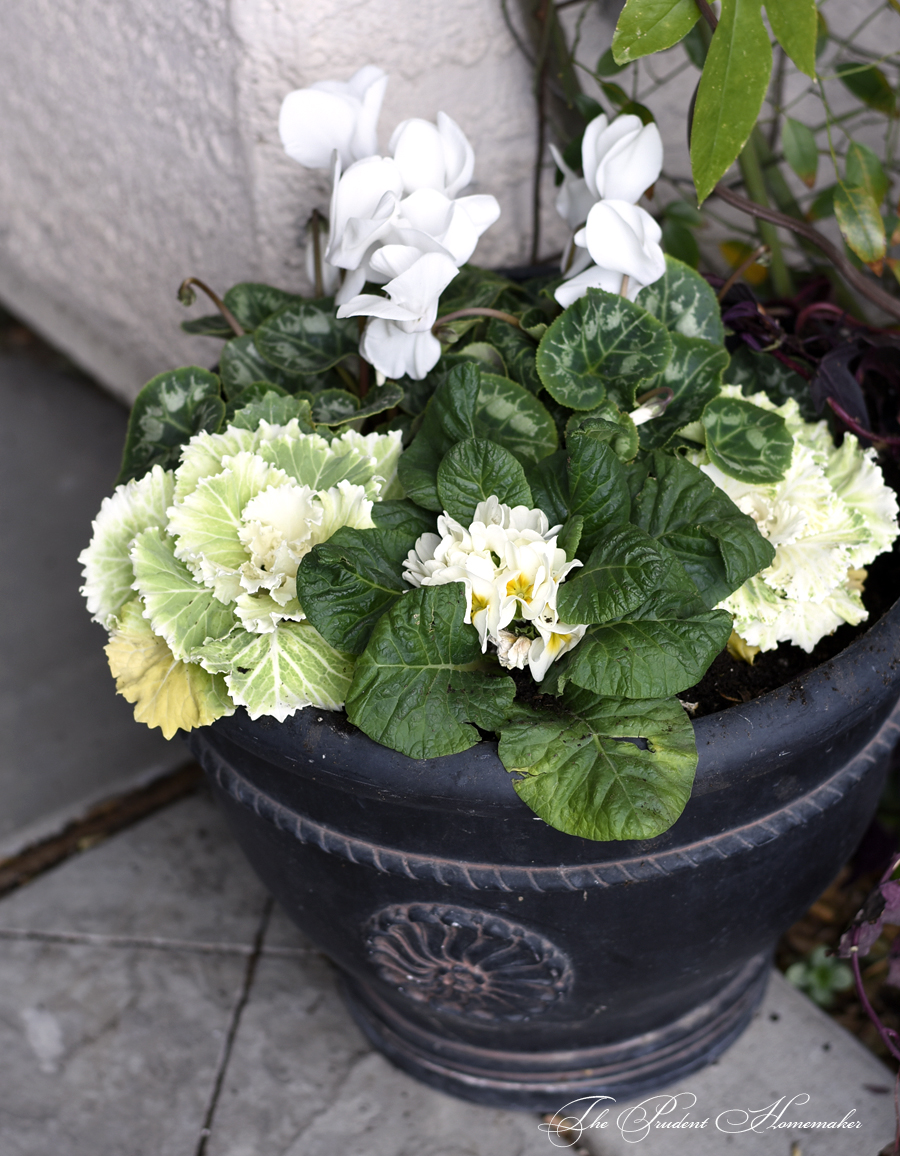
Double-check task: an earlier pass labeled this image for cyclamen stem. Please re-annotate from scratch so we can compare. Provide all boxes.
[432,308,524,333]
[310,210,325,299]
[177,278,245,337]
[713,184,900,324]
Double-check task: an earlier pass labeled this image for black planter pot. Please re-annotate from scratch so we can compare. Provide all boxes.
[189,597,900,1111]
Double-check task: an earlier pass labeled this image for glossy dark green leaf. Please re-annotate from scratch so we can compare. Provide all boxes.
[806,184,836,222]
[596,46,627,77]
[638,336,729,451]
[485,320,542,394]
[567,433,633,551]
[296,524,416,655]
[346,586,517,758]
[116,367,224,486]
[701,396,794,483]
[219,335,308,400]
[836,62,896,116]
[558,515,584,562]
[632,452,774,605]
[310,389,359,424]
[453,342,507,376]
[636,255,725,343]
[566,402,640,462]
[222,283,304,331]
[782,118,818,187]
[180,314,235,338]
[612,0,700,64]
[254,298,358,375]
[690,0,773,203]
[834,183,887,264]
[499,688,697,841]
[437,265,519,315]
[728,344,816,421]
[536,288,672,411]
[661,220,700,268]
[556,524,668,625]
[525,451,570,527]
[370,499,438,538]
[766,0,817,77]
[436,440,532,524]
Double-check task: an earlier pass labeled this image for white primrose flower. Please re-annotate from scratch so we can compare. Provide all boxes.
[692,387,899,653]
[337,246,460,380]
[279,64,388,170]
[403,496,587,681]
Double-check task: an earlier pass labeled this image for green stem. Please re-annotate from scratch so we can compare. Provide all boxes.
[737,133,795,298]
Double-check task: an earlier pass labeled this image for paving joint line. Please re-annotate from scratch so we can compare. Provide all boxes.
[0,926,311,959]
[196,895,274,1156]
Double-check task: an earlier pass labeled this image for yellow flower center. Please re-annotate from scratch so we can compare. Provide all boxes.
[471,592,489,617]
[505,573,534,602]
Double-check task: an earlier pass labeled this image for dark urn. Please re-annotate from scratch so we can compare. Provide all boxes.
[189,596,900,1110]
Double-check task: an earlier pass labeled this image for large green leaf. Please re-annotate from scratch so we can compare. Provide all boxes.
[701,396,794,483]
[346,586,517,758]
[196,621,354,719]
[834,183,887,265]
[219,335,308,400]
[536,289,672,411]
[130,528,235,660]
[254,299,359,375]
[437,439,532,524]
[612,0,700,63]
[636,256,725,344]
[485,320,542,395]
[555,524,668,625]
[567,434,633,552]
[637,335,729,450]
[782,118,818,187]
[296,525,415,655]
[117,367,224,486]
[499,688,697,841]
[397,364,557,510]
[223,283,304,331]
[370,499,438,538]
[836,62,896,116]
[632,452,775,606]
[766,0,817,78]
[525,451,570,527]
[690,0,773,203]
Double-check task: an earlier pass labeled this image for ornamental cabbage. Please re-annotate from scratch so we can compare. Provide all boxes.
[689,386,899,653]
[79,419,403,736]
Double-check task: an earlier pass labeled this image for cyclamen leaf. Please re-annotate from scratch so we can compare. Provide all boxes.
[728,344,816,421]
[766,0,817,78]
[131,528,235,660]
[536,289,672,411]
[632,452,774,606]
[181,314,235,338]
[106,599,233,740]
[485,320,542,395]
[701,396,794,483]
[637,334,729,450]
[196,621,354,720]
[219,335,308,400]
[636,255,726,344]
[690,0,772,204]
[834,183,887,265]
[567,401,640,463]
[437,439,532,524]
[346,586,517,759]
[499,688,697,841]
[223,283,304,331]
[612,0,700,64]
[317,381,404,427]
[782,118,818,187]
[555,524,669,626]
[116,367,225,486]
[254,298,360,375]
[452,342,507,376]
[296,525,414,655]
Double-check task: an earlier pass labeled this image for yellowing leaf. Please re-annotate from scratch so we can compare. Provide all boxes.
[690,0,773,203]
[834,183,887,265]
[105,600,233,739]
[719,241,769,285]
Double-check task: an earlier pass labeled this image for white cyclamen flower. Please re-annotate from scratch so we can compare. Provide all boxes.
[279,64,388,170]
[403,496,587,681]
[555,200,666,307]
[389,112,475,197]
[338,246,460,379]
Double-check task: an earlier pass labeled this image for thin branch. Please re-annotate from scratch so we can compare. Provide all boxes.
[713,183,900,322]
[694,0,719,32]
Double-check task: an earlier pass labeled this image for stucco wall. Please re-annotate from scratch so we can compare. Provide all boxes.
[0,0,582,403]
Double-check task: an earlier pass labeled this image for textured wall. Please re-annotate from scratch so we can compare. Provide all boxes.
[0,0,577,403]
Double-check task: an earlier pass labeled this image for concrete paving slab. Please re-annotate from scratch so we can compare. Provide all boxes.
[0,352,184,858]
[576,971,896,1156]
